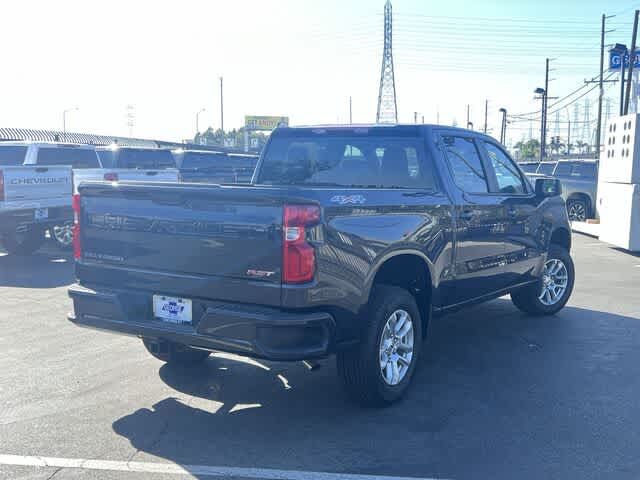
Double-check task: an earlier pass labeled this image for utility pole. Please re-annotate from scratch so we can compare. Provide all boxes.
[596,14,606,155]
[484,99,488,134]
[421,115,425,124]
[414,111,418,123]
[466,104,470,127]
[349,96,353,124]
[219,76,224,132]
[565,108,571,155]
[624,10,639,115]
[542,58,550,160]
[499,108,507,144]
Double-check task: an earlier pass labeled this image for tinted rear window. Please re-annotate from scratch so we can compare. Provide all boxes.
[37,148,100,168]
[116,149,176,169]
[97,150,115,168]
[258,135,436,189]
[0,146,27,165]
[180,152,227,169]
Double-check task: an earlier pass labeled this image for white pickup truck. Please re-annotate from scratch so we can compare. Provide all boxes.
[0,144,72,255]
[2,142,180,248]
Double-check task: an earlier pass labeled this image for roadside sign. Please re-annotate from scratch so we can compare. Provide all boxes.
[609,49,640,71]
[245,115,289,130]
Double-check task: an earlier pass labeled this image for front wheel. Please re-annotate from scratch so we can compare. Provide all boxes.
[337,285,422,407]
[142,338,210,366]
[0,227,46,255]
[511,244,575,315]
[566,199,589,222]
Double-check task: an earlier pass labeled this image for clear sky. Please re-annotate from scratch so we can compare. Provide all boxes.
[1,0,638,146]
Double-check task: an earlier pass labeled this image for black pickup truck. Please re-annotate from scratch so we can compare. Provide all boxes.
[68,125,574,406]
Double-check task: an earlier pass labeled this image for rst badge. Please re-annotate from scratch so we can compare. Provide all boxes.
[330,195,366,205]
[246,269,276,278]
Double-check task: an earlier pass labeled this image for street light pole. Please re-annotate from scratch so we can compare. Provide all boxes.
[534,87,546,161]
[195,108,206,134]
[219,77,224,133]
[62,107,78,142]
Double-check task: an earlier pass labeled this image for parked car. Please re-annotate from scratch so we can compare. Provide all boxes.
[525,159,598,221]
[68,124,574,406]
[173,149,258,184]
[0,143,72,254]
[18,143,180,247]
[19,143,101,247]
[552,160,598,222]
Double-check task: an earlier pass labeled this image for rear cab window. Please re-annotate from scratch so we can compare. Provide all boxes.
[36,147,100,168]
[116,149,176,169]
[0,146,27,165]
[180,152,228,169]
[257,128,437,190]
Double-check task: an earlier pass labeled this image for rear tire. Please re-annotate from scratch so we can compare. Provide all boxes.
[337,285,422,407]
[511,243,574,315]
[0,227,46,255]
[142,338,210,366]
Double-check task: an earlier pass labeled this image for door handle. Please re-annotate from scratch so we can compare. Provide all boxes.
[459,210,474,221]
[507,208,518,217]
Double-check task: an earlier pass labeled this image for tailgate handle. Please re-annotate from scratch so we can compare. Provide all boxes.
[35,167,49,173]
[146,171,158,176]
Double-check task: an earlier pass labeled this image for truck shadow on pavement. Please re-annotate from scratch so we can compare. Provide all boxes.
[0,247,74,288]
[112,299,640,479]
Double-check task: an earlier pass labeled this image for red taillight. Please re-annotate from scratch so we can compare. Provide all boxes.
[72,194,81,260]
[282,205,320,284]
[103,172,119,182]
[0,170,4,202]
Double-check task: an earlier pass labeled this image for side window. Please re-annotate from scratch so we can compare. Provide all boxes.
[442,136,489,193]
[554,163,572,177]
[483,142,527,194]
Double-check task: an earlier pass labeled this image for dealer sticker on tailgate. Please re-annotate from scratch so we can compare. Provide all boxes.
[153,295,192,324]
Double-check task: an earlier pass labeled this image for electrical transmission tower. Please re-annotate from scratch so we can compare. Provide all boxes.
[376,0,398,124]
[582,99,590,147]
[126,104,136,137]
[573,104,580,144]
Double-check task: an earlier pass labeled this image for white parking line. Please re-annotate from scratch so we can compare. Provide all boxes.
[0,454,448,480]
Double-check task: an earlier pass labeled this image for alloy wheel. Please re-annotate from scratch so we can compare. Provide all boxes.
[379,309,415,386]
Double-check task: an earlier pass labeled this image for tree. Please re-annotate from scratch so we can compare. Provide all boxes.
[514,139,540,160]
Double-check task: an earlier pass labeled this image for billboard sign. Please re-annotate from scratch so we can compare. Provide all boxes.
[245,115,289,130]
[609,48,640,71]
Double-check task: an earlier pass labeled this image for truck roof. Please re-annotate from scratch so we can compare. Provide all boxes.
[276,124,498,141]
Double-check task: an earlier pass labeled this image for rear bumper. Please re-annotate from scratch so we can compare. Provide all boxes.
[68,283,335,361]
[0,206,73,234]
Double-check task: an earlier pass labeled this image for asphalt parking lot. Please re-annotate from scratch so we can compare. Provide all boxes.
[1,234,640,480]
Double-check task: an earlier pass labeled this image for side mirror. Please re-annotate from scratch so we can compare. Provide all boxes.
[535,177,562,198]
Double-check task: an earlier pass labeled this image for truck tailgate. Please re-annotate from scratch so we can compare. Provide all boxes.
[1,166,72,206]
[77,182,283,304]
